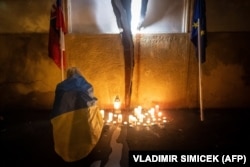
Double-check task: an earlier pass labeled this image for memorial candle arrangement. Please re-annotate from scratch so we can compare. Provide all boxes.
[100,104,169,127]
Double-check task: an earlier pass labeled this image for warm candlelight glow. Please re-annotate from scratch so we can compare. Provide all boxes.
[134,108,138,116]
[158,111,162,117]
[134,106,142,118]
[114,96,121,110]
[100,109,105,119]
[108,112,113,122]
[102,104,170,128]
[139,114,144,123]
[129,115,134,124]
[118,114,122,123]
[155,105,159,112]
[149,108,155,117]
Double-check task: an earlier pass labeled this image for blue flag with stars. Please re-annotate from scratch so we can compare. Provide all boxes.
[191,0,207,63]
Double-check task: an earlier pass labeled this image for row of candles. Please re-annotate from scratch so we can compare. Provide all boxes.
[99,104,169,127]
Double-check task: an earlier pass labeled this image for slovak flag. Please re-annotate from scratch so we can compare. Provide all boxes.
[48,0,67,69]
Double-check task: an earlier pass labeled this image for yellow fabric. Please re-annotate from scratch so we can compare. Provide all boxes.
[51,106,103,162]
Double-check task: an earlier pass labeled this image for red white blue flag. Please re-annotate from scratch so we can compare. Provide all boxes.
[48,0,67,69]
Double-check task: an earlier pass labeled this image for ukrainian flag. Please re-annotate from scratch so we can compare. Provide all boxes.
[50,73,103,162]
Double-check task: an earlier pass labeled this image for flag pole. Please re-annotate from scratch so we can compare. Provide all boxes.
[197,18,204,121]
[60,0,65,81]
[60,29,64,81]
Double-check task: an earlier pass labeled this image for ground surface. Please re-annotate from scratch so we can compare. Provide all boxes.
[0,108,249,167]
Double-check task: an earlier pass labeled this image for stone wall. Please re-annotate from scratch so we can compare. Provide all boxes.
[1,0,250,110]
[0,34,61,110]
[0,33,249,110]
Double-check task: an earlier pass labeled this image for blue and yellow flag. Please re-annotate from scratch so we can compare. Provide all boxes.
[191,0,207,63]
[51,74,103,162]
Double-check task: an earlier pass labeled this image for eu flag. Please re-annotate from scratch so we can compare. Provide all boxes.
[191,0,207,63]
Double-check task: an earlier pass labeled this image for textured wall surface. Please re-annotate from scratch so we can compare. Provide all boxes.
[65,34,125,109]
[203,33,250,108]
[0,0,250,110]
[0,33,249,110]
[132,34,190,109]
[0,34,61,109]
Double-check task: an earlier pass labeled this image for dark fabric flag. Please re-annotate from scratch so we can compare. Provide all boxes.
[191,0,207,63]
[48,0,67,69]
[111,0,134,110]
[140,0,148,23]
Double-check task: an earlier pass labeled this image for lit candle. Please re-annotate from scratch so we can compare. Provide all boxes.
[108,112,113,122]
[138,106,142,112]
[100,109,105,119]
[155,105,159,112]
[133,116,137,126]
[114,96,121,109]
[149,108,155,117]
[129,115,134,124]
[146,119,151,124]
[134,108,138,117]
[139,114,144,123]
[118,114,122,123]
[158,111,162,117]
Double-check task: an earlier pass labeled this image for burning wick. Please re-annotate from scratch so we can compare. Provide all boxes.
[100,109,105,119]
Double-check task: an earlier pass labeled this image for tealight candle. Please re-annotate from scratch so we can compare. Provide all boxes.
[138,106,142,112]
[158,111,162,117]
[129,115,134,124]
[139,114,144,123]
[134,108,138,117]
[149,108,155,117]
[100,109,105,119]
[108,112,113,122]
[118,114,122,123]
[155,105,159,112]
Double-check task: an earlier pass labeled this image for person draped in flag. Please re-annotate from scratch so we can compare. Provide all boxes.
[50,67,103,162]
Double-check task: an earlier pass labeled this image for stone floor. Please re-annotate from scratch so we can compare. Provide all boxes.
[0,108,249,167]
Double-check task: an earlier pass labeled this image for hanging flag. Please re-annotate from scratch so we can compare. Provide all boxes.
[111,0,134,111]
[191,0,207,63]
[48,0,67,69]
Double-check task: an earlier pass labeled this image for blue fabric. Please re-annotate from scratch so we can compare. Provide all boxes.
[191,0,207,63]
[51,74,97,118]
